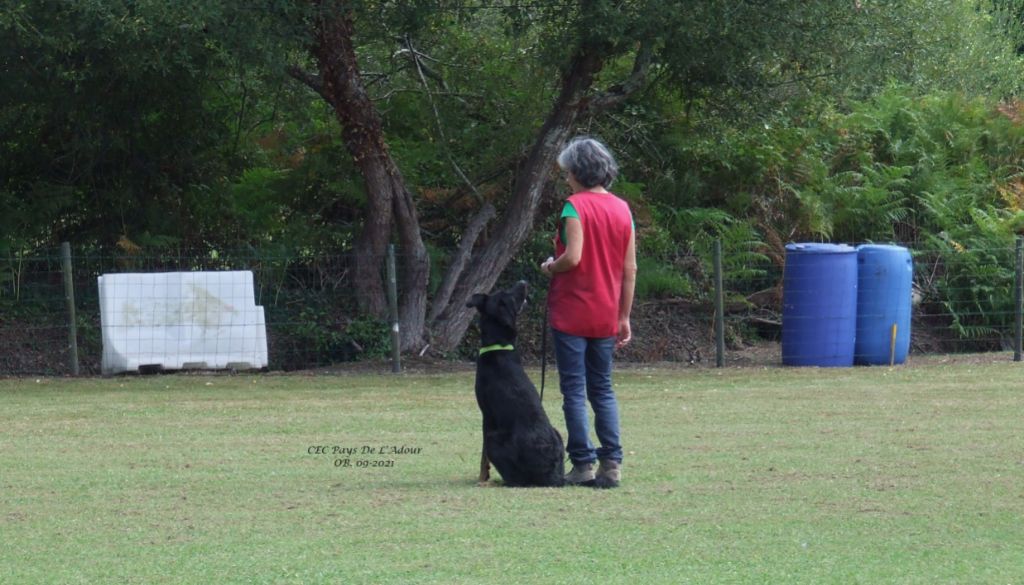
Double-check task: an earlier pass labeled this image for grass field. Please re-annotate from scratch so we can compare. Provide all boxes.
[2,362,1023,584]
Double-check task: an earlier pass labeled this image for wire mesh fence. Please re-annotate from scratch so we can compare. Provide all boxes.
[719,241,1023,364]
[1,240,1022,376]
[0,247,370,375]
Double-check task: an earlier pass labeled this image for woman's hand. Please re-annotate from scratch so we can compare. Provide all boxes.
[616,318,632,349]
[540,256,555,277]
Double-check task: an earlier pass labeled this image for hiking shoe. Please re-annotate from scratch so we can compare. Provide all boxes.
[594,459,621,489]
[565,462,596,485]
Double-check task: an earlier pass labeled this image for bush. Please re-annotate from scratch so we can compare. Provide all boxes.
[635,257,692,299]
[638,87,1024,345]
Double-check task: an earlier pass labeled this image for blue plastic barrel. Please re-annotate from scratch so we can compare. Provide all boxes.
[782,243,858,367]
[855,245,912,365]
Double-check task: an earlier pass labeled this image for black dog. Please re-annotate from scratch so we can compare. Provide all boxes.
[467,281,565,487]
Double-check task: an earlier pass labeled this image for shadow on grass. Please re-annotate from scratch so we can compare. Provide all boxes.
[329,477,577,490]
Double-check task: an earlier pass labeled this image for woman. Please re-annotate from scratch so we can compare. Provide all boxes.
[540,136,637,488]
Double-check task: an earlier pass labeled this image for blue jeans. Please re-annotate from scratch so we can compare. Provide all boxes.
[552,329,623,465]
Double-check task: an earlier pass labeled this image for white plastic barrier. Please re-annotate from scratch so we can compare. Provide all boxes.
[99,271,268,374]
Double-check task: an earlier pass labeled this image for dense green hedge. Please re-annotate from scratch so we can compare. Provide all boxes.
[626,88,1024,346]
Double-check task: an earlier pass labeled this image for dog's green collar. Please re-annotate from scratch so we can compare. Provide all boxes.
[479,344,514,355]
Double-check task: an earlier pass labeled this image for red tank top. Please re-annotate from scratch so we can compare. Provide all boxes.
[548,191,633,338]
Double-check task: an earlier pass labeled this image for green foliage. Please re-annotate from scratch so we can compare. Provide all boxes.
[1,1,233,246]
[0,0,318,251]
[634,257,692,299]
[647,206,769,297]
[225,167,292,239]
[5,0,1024,354]
[828,0,1024,99]
[920,209,1017,346]
[635,86,1024,344]
[344,317,391,358]
[270,301,390,368]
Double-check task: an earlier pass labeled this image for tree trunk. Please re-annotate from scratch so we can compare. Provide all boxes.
[427,202,496,325]
[309,5,429,343]
[301,4,614,353]
[351,180,391,318]
[392,179,430,351]
[429,48,608,351]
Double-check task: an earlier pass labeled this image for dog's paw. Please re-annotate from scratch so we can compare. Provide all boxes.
[476,479,498,488]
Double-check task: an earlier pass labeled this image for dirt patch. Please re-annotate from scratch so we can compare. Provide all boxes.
[0,320,75,376]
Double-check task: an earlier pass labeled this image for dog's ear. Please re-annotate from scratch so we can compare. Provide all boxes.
[466,293,487,309]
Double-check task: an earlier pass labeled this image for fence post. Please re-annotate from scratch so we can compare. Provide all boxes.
[386,244,401,373]
[60,242,80,376]
[1016,237,1022,362]
[714,239,725,368]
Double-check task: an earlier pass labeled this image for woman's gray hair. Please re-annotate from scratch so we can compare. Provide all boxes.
[556,136,618,189]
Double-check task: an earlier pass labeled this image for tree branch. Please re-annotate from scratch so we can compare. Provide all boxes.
[374,88,480,102]
[393,42,457,92]
[585,41,655,113]
[404,35,483,203]
[429,46,608,350]
[286,65,329,100]
[428,202,497,324]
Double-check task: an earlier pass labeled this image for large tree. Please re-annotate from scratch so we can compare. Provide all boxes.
[288,2,430,349]
[287,0,889,352]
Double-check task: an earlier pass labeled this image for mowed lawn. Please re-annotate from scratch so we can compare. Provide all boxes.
[1,362,1023,585]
